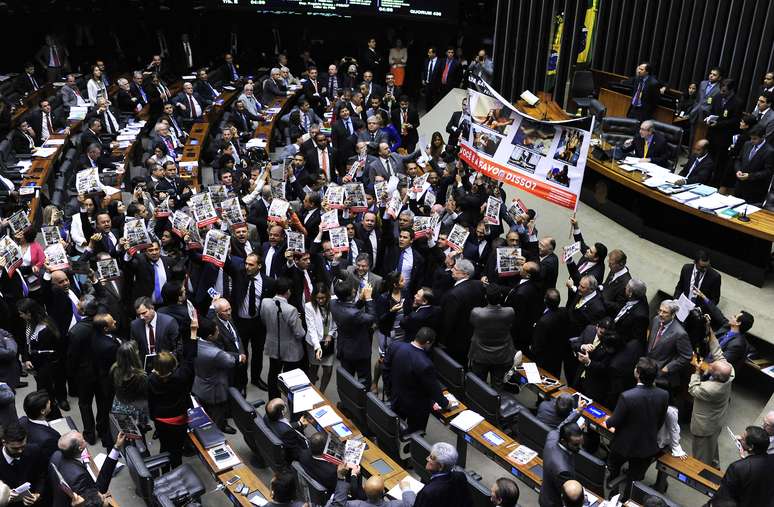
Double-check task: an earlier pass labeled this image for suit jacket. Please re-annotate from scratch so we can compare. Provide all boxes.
[646,317,692,385]
[536,398,568,428]
[399,305,441,341]
[262,414,309,461]
[384,340,447,425]
[532,308,569,372]
[539,412,581,507]
[27,109,65,145]
[413,470,472,507]
[380,245,425,297]
[130,313,180,360]
[607,384,669,458]
[262,78,287,105]
[565,292,607,338]
[330,299,377,361]
[49,450,118,507]
[260,242,288,279]
[355,224,386,271]
[210,313,246,357]
[172,91,210,119]
[331,117,364,166]
[67,318,97,381]
[122,253,177,304]
[688,79,721,122]
[613,299,650,343]
[680,153,715,185]
[707,93,744,149]
[301,79,326,113]
[391,107,420,147]
[260,295,306,362]
[420,58,442,90]
[689,336,734,436]
[567,230,605,286]
[79,127,111,154]
[540,253,559,290]
[735,140,774,203]
[601,268,631,316]
[20,416,60,461]
[438,58,462,88]
[439,279,486,364]
[129,82,150,106]
[673,263,721,304]
[699,297,749,368]
[330,477,415,506]
[194,80,219,102]
[299,453,338,492]
[626,131,672,168]
[60,85,86,107]
[337,266,383,295]
[116,89,139,113]
[626,74,662,120]
[445,110,464,145]
[504,279,543,349]
[468,304,515,364]
[14,72,41,95]
[366,149,420,181]
[715,454,774,507]
[0,442,44,491]
[303,145,338,183]
[192,338,237,403]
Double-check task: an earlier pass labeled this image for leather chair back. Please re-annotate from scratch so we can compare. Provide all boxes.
[408,433,433,483]
[336,368,368,431]
[254,413,289,472]
[228,387,263,460]
[292,461,330,506]
[464,372,501,423]
[516,408,551,455]
[366,392,405,463]
[431,346,465,397]
[652,120,684,170]
[574,449,608,496]
[601,117,639,145]
[630,481,681,507]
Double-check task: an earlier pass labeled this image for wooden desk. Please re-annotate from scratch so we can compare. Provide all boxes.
[21,134,66,223]
[583,150,774,287]
[252,93,298,152]
[12,84,54,125]
[189,431,273,506]
[598,88,676,125]
[293,385,409,490]
[656,453,722,497]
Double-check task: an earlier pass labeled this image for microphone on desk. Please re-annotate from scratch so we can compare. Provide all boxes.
[503,351,524,385]
[738,204,750,222]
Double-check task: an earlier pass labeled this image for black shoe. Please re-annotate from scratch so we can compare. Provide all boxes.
[252,378,269,391]
[15,381,28,388]
[221,424,237,435]
[20,370,28,378]
[84,433,97,445]
[152,431,159,440]
[58,400,71,411]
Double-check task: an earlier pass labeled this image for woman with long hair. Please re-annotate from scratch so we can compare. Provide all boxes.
[304,283,337,393]
[17,298,65,415]
[15,228,45,296]
[157,280,193,358]
[428,131,446,162]
[110,341,150,430]
[148,351,193,468]
[372,271,406,394]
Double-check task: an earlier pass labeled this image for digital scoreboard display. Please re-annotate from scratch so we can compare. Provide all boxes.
[214,0,457,20]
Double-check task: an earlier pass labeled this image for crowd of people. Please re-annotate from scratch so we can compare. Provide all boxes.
[0,30,771,507]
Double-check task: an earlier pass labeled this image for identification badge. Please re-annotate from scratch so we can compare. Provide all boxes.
[707,97,713,104]
[723,110,728,118]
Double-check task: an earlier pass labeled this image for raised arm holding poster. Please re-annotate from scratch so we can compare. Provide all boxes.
[220,197,245,227]
[171,211,193,238]
[320,209,339,231]
[325,185,346,210]
[190,192,219,227]
[459,74,593,210]
[7,210,31,234]
[41,226,62,247]
[345,183,367,213]
[202,229,230,267]
[446,224,470,252]
[97,257,121,281]
[0,236,23,276]
[75,168,101,195]
[496,247,521,277]
[286,230,305,253]
[268,198,290,223]
[124,218,151,254]
[44,243,70,271]
[328,226,349,253]
[483,196,502,225]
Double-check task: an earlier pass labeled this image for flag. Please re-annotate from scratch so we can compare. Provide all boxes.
[576,0,599,64]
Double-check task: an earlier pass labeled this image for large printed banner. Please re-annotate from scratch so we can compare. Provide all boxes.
[460,75,594,210]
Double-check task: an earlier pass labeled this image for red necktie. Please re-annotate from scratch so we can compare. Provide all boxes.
[650,322,664,351]
[304,275,312,302]
[321,150,329,179]
[147,324,156,354]
[46,114,54,135]
[188,95,195,118]
[442,60,451,84]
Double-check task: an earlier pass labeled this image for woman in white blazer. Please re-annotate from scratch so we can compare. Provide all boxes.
[304,283,337,393]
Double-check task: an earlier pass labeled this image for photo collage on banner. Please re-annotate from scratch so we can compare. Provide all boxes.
[459,74,594,210]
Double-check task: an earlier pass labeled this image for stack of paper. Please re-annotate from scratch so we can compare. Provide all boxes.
[278,368,310,390]
[32,147,58,158]
[671,190,700,203]
[309,405,343,427]
[687,193,744,211]
[68,106,89,120]
[292,387,324,413]
[507,445,538,465]
[386,476,424,499]
[450,410,484,432]
[43,138,66,147]
[246,138,267,149]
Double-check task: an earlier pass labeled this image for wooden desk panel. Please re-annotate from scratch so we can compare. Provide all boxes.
[656,453,721,496]
[598,88,676,124]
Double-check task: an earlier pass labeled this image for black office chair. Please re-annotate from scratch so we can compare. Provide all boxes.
[570,71,595,113]
[652,120,684,170]
[465,473,493,507]
[253,410,289,472]
[515,408,551,455]
[227,387,267,463]
[601,117,639,146]
[125,446,206,507]
[291,461,331,506]
[574,449,608,496]
[108,412,149,457]
[463,372,524,434]
[408,433,432,482]
[365,392,419,464]
[336,368,369,432]
[629,481,681,507]
[431,346,465,397]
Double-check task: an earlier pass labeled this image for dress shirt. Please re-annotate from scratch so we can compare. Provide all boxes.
[317,148,330,179]
[574,291,597,309]
[239,274,263,318]
[41,112,53,140]
[68,289,81,329]
[368,230,378,265]
[153,259,168,302]
[264,246,276,276]
[397,247,413,284]
[426,57,437,82]
[685,154,707,179]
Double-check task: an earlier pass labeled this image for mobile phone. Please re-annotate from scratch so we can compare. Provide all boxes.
[225,475,241,486]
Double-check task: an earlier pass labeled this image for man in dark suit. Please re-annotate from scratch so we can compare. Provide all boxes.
[715,426,774,506]
[331,106,364,168]
[601,249,631,316]
[439,259,485,366]
[532,289,567,377]
[564,276,606,385]
[696,292,753,369]
[536,394,576,428]
[400,287,441,341]
[381,228,425,298]
[49,430,124,507]
[172,82,210,122]
[445,97,468,146]
[734,125,774,203]
[384,327,449,432]
[355,212,386,271]
[210,297,248,397]
[613,279,650,344]
[504,261,543,350]
[413,442,472,507]
[261,225,288,279]
[27,99,67,145]
[361,38,383,74]
[673,250,722,304]
[625,62,664,122]
[298,432,338,492]
[130,71,150,107]
[79,142,115,172]
[87,97,123,137]
[421,47,442,110]
[438,47,462,95]
[13,62,41,96]
[330,279,378,388]
[120,239,177,305]
[304,133,337,185]
[130,297,180,361]
[706,79,744,177]
[194,69,220,103]
[566,216,606,288]
[263,398,310,462]
[537,237,559,290]
[0,422,45,503]
[262,68,288,105]
[302,66,326,117]
[621,120,672,168]
[679,139,715,185]
[391,96,420,152]
[80,117,115,155]
[11,120,38,154]
[646,299,692,387]
[539,420,584,507]
[604,357,669,498]
[20,390,61,461]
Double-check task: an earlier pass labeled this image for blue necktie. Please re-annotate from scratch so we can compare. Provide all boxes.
[397,250,405,273]
[71,299,81,322]
[153,263,162,302]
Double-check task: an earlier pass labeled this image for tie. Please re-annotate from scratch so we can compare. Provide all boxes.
[321,150,329,179]
[103,112,113,134]
[749,144,760,160]
[231,64,238,80]
[140,87,148,103]
[402,109,408,125]
[397,250,405,273]
[346,119,352,135]
[442,59,451,84]
[248,278,257,317]
[71,298,81,322]
[686,158,699,178]
[52,46,61,67]
[188,95,196,118]
[30,74,39,90]
[153,262,162,302]
[302,113,309,131]
[304,275,312,302]
[650,322,665,351]
[147,324,156,354]
[385,158,393,177]
[104,233,114,252]
[643,139,650,158]
[46,113,54,137]
[427,60,433,81]
[370,132,376,141]
[632,79,643,106]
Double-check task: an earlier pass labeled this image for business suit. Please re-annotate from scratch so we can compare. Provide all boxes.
[330,477,416,506]
[623,131,672,168]
[567,230,605,286]
[130,313,180,361]
[468,304,515,389]
[504,278,543,351]
[302,78,326,116]
[626,74,662,122]
[331,117,364,167]
[367,149,421,181]
[699,297,749,368]
[391,107,420,151]
[260,241,288,279]
[690,336,735,467]
[49,450,119,507]
[601,268,631,316]
[355,224,386,272]
[122,252,177,305]
[384,340,448,432]
[673,262,721,304]
[263,414,309,462]
[613,298,650,343]
[192,338,237,428]
[421,57,442,109]
[20,416,61,462]
[532,308,569,378]
[715,453,774,506]
[0,442,44,493]
[735,140,774,203]
[646,316,691,386]
[399,304,440,342]
[68,318,110,443]
[27,109,65,145]
[262,78,287,106]
[231,261,275,384]
[381,245,425,298]
[439,278,486,366]
[680,153,715,185]
[304,145,338,184]
[13,71,41,95]
[564,291,606,385]
[60,84,87,107]
[330,299,378,387]
[536,398,569,428]
[172,91,210,120]
[606,384,669,482]
[194,79,219,102]
[209,310,247,392]
[539,412,582,507]
[260,295,307,399]
[337,265,383,296]
[688,79,721,123]
[299,453,338,492]
[413,470,471,507]
[539,253,559,290]
[445,110,465,145]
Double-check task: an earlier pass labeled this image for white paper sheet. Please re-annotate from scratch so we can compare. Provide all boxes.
[387,476,424,499]
[522,362,542,384]
[309,405,343,427]
[450,410,484,432]
[292,387,324,413]
[676,293,695,322]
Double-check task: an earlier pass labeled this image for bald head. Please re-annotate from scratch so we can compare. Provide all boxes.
[562,480,584,505]
[51,270,70,290]
[522,261,539,278]
[265,398,286,421]
[763,411,774,435]
[364,475,385,500]
[58,430,85,458]
[709,360,732,382]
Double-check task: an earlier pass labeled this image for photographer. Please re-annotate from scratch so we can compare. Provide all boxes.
[694,288,752,369]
